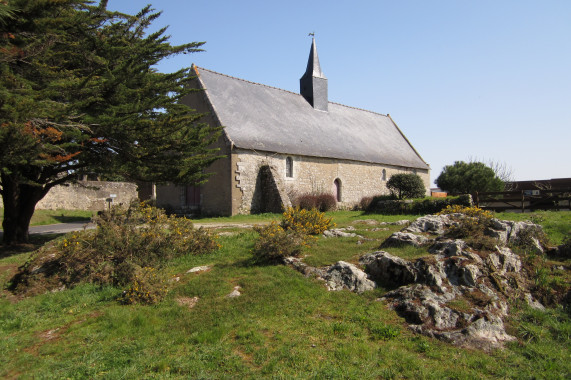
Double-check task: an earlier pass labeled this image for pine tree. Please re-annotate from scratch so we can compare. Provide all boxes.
[435,161,504,194]
[0,0,222,244]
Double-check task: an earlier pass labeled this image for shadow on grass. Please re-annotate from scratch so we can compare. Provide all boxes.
[0,233,64,259]
[52,215,92,224]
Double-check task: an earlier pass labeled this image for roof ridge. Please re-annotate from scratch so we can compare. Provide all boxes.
[328,100,388,117]
[194,66,301,97]
[194,65,388,118]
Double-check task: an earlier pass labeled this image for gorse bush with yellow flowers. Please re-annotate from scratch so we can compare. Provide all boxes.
[436,204,493,219]
[252,207,333,263]
[280,207,335,235]
[119,267,169,305]
[437,205,497,250]
[10,202,219,301]
[252,222,314,263]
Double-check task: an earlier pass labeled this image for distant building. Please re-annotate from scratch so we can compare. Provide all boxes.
[153,39,430,215]
[507,178,571,191]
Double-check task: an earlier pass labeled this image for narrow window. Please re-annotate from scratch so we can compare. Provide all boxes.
[286,157,293,178]
[382,169,387,181]
[333,178,342,202]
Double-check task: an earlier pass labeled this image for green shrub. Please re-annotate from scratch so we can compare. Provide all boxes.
[366,194,472,215]
[10,202,219,296]
[252,222,314,263]
[119,266,169,305]
[252,207,333,264]
[386,173,426,199]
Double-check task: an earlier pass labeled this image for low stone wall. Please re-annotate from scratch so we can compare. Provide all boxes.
[0,181,139,211]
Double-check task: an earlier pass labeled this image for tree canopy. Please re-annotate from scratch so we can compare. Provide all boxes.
[0,0,222,243]
[386,173,426,199]
[435,161,504,194]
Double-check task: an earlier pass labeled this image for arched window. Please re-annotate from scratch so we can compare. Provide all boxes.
[382,169,387,181]
[285,157,293,178]
[333,178,342,202]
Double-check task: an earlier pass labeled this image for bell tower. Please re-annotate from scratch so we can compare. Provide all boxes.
[300,37,328,111]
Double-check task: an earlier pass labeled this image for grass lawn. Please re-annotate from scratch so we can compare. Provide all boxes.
[0,208,94,227]
[0,210,569,378]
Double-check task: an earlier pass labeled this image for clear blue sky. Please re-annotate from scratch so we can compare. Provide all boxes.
[109,0,571,187]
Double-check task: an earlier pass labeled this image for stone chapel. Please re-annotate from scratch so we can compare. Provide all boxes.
[149,38,430,215]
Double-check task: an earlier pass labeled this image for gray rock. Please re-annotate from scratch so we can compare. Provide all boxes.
[488,246,522,274]
[460,264,481,287]
[524,293,545,310]
[226,286,241,298]
[381,232,429,248]
[384,284,515,350]
[486,219,545,253]
[405,214,456,235]
[429,239,469,257]
[187,265,211,273]
[323,261,375,293]
[323,229,359,238]
[360,251,418,287]
[371,227,389,232]
[352,219,379,225]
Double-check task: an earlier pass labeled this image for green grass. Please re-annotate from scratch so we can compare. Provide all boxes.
[0,210,569,378]
[190,212,280,225]
[0,208,94,227]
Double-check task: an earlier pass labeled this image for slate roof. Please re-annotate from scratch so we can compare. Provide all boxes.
[194,66,429,170]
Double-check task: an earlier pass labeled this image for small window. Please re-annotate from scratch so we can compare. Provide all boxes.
[333,178,342,202]
[382,169,387,181]
[286,157,293,178]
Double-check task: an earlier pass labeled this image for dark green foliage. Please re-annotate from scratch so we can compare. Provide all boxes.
[386,173,426,199]
[0,1,222,243]
[366,195,472,215]
[436,161,504,194]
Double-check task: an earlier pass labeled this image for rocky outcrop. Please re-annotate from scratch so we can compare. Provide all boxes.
[286,213,549,350]
[365,214,547,350]
[367,214,549,349]
[381,232,430,248]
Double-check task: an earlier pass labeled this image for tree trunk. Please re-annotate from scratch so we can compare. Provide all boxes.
[1,174,46,245]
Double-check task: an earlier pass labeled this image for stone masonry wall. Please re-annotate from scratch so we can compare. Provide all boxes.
[233,149,430,213]
[0,181,138,211]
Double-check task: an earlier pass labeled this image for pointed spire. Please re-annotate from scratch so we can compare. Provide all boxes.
[300,37,328,111]
[303,38,326,79]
